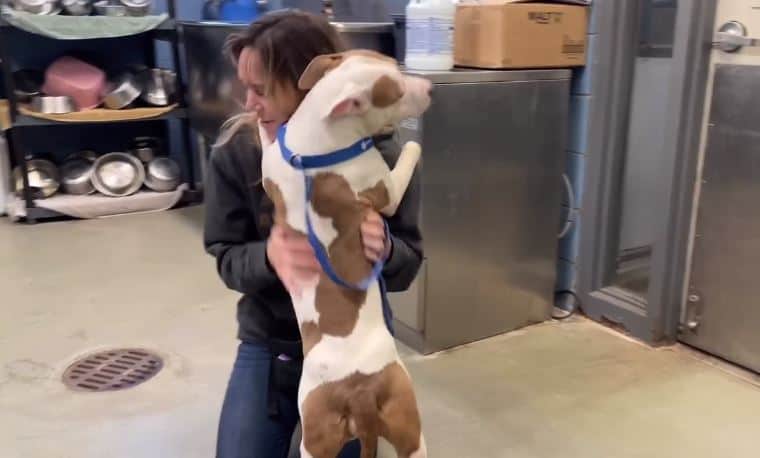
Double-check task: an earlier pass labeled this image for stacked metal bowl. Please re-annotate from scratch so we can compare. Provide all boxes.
[85,148,181,197]
[102,68,177,110]
[13,144,180,199]
[10,0,154,16]
[93,0,152,17]
[11,0,61,15]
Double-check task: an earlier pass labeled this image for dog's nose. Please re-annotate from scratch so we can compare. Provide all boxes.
[427,85,434,97]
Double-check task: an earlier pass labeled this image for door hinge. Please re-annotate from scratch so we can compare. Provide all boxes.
[681,291,702,332]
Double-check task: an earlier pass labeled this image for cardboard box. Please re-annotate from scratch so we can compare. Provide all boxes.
[454,1,589,69]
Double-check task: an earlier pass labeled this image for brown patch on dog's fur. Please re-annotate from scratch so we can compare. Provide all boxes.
[300,321,322,357]
[299,50,399,90]
[309,172,375,337]
[262,178,288,227]
[371,75,404,108]
[307,176,394,338]
[299,54,344,90]
[315,275,367,337]
[359,180,390,211]
[301,361,422,458]
[311,172,374,285]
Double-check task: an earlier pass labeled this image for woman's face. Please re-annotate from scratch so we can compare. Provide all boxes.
[238,47,299,140]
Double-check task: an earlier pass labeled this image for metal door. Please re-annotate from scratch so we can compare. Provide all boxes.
[681,0,760,372]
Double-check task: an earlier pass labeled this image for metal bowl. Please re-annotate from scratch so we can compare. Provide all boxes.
[129,136,161,163]
[12,69,43,103]
[144,157,180,192]
[140,68,177,107]
[31,95,77,114]
[60,157,95,195]
[91,152,145,197]
[102,73,142,110]
[64,149,98,163]
[120,0,149,16]
[12,159,60,199]
[62,0,92,15]
[93,0,125,16]
[12,0,55,14]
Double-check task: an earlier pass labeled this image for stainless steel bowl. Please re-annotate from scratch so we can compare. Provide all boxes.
[12,69,43,103]
[62,0,93,15]
[129,136,161,163]
[65,149,98,163]
[140,68,177,107]
[144,157,180,192]
[102,73,142,110]
[91,152,145,197]
[12,159,60,199]
[60,157,95,195]
[30,95,77,114]
[120,0,150,16]
[12,0,54,14]
[16,0,62,16]
[93,0,125,16]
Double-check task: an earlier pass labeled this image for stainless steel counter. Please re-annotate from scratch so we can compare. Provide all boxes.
[404,68,572,84]
[390,68,570,354]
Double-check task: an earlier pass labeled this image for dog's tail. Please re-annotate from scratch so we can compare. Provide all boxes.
[348,389,381,458]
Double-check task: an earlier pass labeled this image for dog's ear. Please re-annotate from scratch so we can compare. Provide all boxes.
[323,83,369,119]
[298,53,344,90]
[371,75,404,108]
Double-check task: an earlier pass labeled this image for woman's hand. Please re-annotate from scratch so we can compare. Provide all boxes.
[266,225,320,295]
[361,210,391,263]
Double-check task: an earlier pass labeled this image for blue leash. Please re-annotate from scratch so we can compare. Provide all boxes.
[278,125,385,291]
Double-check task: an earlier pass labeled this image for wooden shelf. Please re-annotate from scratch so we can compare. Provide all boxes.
[13,107,187,128]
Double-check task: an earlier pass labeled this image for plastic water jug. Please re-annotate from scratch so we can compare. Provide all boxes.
[405,0,456,71]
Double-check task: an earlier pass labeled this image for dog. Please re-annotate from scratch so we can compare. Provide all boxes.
[259,50,432,458]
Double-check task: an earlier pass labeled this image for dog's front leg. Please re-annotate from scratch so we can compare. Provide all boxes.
[381,141,421,217]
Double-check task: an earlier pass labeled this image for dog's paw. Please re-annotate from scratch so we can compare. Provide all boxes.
[402,141,422,159]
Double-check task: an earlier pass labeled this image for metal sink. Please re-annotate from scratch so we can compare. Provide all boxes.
[180,20,395,140]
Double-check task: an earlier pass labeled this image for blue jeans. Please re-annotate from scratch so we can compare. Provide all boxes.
[216,341,362,458]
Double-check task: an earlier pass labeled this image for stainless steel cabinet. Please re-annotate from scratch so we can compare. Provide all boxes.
[390,69,571,354]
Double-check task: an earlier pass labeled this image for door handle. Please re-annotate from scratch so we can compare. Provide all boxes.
[713,20,759,52]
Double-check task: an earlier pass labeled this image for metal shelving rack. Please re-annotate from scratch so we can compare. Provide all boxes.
[0,0,201,223]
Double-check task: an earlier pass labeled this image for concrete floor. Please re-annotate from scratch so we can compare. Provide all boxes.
[2,207,760,458]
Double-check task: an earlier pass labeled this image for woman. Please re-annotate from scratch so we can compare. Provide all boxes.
[203,10,423,458]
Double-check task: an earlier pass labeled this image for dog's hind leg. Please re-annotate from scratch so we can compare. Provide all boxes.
[378,363,425,458]
[380,141,421,217]
[300,390,351,458]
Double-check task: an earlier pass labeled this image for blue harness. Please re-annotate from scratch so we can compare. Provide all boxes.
[277,125,395,334]
[277,125,386,291]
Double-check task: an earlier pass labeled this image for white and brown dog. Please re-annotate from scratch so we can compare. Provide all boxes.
[260,50,432,458]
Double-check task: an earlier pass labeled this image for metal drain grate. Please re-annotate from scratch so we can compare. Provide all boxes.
[62,349,163,392]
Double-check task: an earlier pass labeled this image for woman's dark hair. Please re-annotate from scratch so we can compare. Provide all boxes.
[226,10,346,98]
[215,10,346,147]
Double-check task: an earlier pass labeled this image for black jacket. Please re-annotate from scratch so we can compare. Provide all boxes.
[203,129,423,348]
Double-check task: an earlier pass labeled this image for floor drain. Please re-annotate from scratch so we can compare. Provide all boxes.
[62,349,163,392]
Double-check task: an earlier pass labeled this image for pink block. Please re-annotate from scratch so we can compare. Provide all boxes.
[42,56,106,111]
